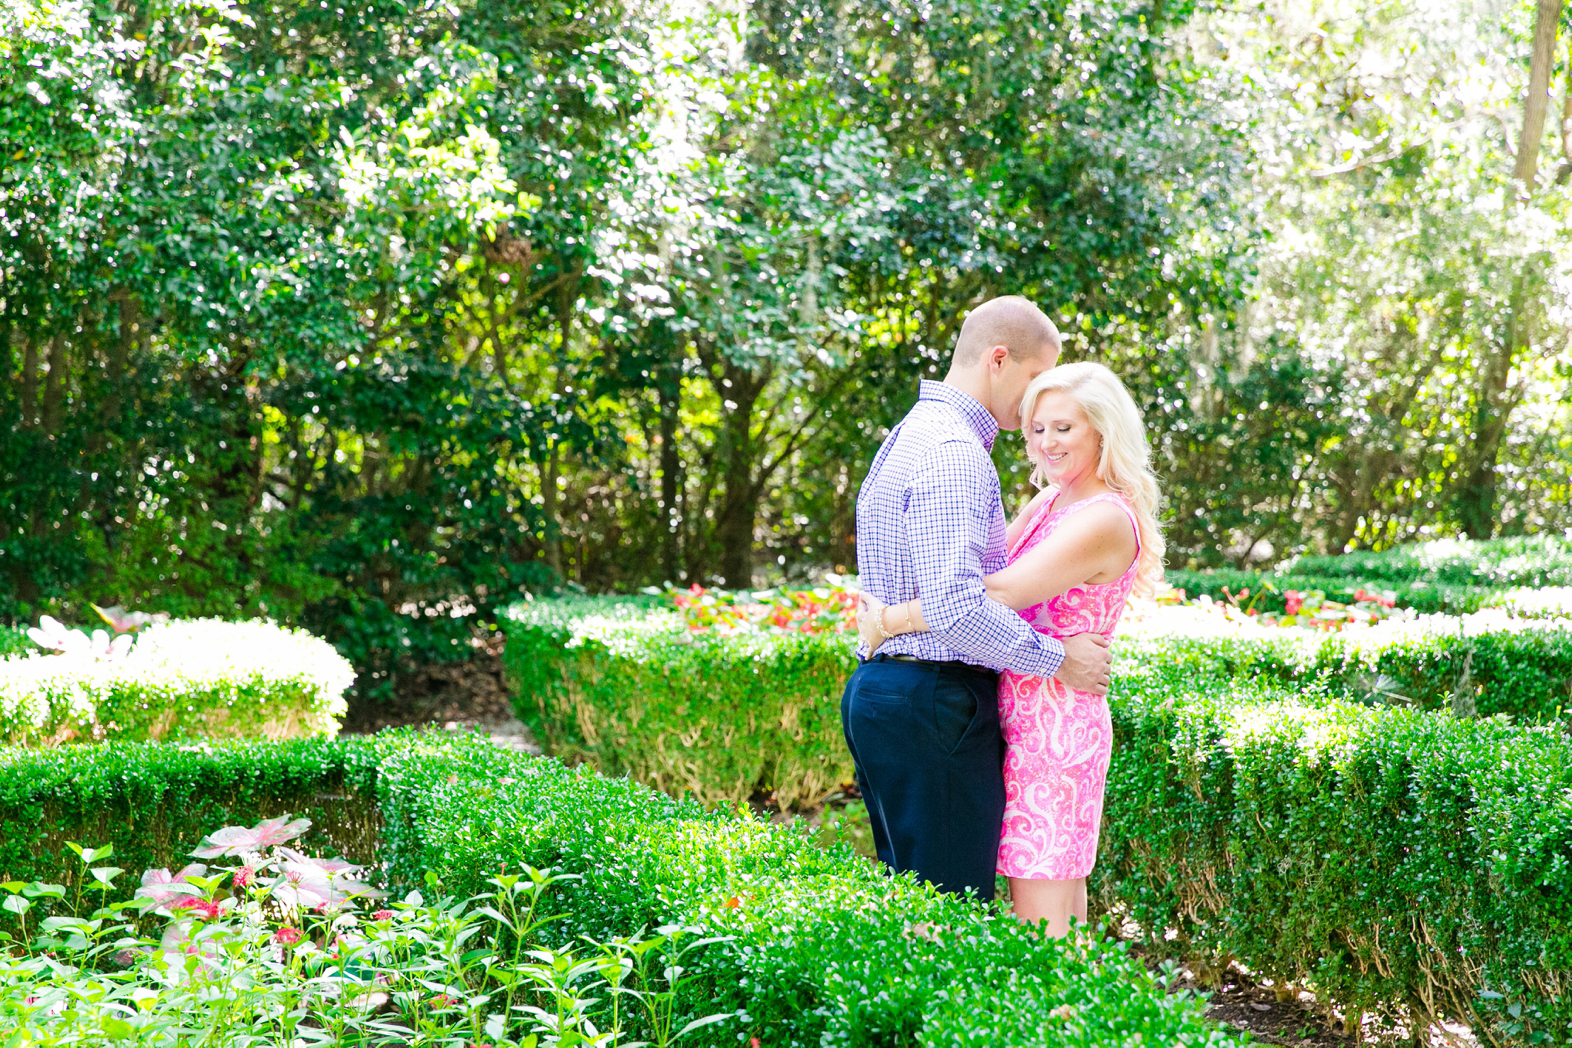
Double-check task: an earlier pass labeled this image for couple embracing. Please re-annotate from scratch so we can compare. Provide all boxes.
[844,295,1163,937]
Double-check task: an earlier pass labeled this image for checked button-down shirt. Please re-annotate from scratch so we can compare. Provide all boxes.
[855,380,1066,677]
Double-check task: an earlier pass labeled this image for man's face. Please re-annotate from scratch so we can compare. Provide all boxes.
[989,342,1058,431]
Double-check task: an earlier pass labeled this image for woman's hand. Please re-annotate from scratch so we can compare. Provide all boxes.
[857,593,889,654]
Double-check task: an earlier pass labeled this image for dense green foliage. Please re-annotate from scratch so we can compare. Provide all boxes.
[501,596,1572,811]
[1120,617,1572,721]
[0,733,1238,1047]
[5,0,1568,698]
[0,619,353,746]
[1096,676,1572,1045]
[500,593,1572,1043]
[1286,535,1572,588]
[0,625,26,657]
[0,736,379,908]
[502,599,853,808]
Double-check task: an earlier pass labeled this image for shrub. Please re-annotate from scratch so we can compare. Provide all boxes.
[1286,534,1572,588]
[1166,568,1571,618]
[0,733,1237,1048]
[373,736,1237,1048]
[1119,607,1572,721]
[1095,678,1572,1045]
[501,598,857,809]
[0,736,381,901]
[0,625,29,657]
[0,618,354,747]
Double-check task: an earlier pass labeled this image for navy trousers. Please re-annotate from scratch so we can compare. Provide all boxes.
[840,654,1006,900]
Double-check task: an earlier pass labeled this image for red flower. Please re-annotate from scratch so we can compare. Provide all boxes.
[371,909,394,921]
[273,927,304,946]
[1284,590,1303,616]
[176,897,224,920]
[233,865,255,889]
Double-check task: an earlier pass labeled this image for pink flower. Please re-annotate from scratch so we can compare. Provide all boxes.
[233,865,256,888]
[371,909,394,921]
[1284,591,1303,616]
[176,892,226,917]
[270,849,380,911]
[135,865,207,906]
[192,815,312,859]
[273,927,304,946]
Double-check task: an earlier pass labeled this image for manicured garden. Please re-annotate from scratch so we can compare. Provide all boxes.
[2,536,1569,1045]
[499,537,1572,1045]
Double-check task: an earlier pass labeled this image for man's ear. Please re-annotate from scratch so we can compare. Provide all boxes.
[986,345,1010,373]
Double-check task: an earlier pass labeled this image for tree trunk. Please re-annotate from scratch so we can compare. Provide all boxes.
[541,442,563,579]
[1456,277,1528,539]
[42,336,65,433]
[1515,0,1565,187]
[19,331,37,426]
[658,379,681,582]
[713,362,766,587]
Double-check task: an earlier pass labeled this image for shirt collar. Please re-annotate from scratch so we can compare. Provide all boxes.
[918,379,999,451]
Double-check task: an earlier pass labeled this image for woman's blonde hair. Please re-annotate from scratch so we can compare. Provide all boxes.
[1018,362,1166,597]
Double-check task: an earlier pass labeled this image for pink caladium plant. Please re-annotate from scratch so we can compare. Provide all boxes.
[134,865,208,907]
[191,815,312,859]
[27,615,134,660]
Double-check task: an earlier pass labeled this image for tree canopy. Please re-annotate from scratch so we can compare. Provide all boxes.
[3,0,1568,692]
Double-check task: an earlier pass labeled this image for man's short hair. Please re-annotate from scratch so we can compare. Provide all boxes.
[951,296,1061,366]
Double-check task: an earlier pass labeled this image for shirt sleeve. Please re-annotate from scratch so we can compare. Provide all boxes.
[904,440,1067,676]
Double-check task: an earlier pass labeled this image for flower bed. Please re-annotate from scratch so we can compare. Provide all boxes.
[0,618,354,747]
[0,733,1236,1048]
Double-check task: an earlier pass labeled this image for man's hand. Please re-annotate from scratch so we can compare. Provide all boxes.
[857,594,889,654]
[1054,632,1112,695]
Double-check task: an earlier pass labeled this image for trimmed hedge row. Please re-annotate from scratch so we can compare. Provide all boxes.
[0,618,354,746]
[1164,568,1499,616]
[1096,678,1572,1045]
[1119,611,1572,721]
[502,598,856,809]
[0,733,1239,1048]
[1166,568,1570,618]
[501,599,1572,812]
[0,736,381,898]
[1286,534,1572,588]
[500,596,1572,1044]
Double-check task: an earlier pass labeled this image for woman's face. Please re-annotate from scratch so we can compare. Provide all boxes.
[1027,391,1101,487]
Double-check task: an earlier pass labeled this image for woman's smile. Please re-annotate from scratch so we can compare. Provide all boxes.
[1029,391,1100,487]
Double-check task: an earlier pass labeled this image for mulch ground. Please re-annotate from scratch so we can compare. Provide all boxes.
[340,651,538,753]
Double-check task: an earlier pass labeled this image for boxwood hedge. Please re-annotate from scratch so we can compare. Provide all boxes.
[501,598,856,809]
[500,596,1572,1044]
[1286,534,1572,589]
[0,618,354,746]
[502,599,1572,814]
[1120,613,1572,721]
[1097,677,1572,1045]
[0,733,1239,1048]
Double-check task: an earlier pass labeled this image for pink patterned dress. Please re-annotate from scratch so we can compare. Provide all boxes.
[996,491,1140,881]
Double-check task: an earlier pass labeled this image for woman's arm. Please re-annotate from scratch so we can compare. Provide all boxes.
[858,501,1136,649]
[981,500,1136,610]
[1005,486,1056,549]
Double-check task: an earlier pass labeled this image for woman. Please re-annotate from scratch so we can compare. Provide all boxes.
[858,361,1164,937]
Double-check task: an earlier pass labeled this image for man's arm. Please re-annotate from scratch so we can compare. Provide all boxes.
[903,440,1067,677]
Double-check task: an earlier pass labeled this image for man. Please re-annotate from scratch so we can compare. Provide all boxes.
[843,295,1114,900]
